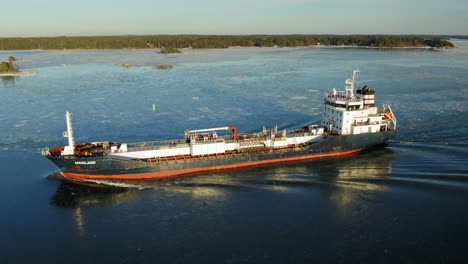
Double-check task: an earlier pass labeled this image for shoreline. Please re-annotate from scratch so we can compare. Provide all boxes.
[0,45,446,52]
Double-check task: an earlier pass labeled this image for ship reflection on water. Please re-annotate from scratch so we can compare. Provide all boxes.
[259,147,395,217]
[49,147,395,237]
[50,180,142,208]
[50,179,144,236]
[325,149,393,218]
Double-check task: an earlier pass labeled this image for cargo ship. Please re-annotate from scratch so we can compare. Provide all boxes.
[42,70,397,182]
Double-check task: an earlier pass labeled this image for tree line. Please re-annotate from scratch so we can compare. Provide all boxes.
[0,35,454,50]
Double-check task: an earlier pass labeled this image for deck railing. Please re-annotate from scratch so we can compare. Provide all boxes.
[126,140,189,152]
[125,138,228,152]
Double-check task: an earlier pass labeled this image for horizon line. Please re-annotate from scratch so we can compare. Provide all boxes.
[1,33,467,39]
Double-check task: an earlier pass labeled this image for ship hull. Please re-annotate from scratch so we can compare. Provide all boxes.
[47,130,396,182]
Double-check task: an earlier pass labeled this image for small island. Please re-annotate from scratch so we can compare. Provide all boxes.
[121,64,173,70]
[0,56,19,74]
[0,55,35,77]
[153,64,174,70]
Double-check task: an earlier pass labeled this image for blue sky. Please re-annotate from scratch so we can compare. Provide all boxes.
[2,0,467,37]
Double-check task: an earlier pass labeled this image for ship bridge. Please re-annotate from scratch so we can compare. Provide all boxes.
[321,70,388,135]
[324,92,363,111]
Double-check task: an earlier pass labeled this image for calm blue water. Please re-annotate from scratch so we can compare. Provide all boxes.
[1,41,468,263]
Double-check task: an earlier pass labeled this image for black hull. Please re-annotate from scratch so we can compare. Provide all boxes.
[46,131,396,181]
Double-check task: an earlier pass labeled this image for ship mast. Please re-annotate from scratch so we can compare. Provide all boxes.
[345,69,359,98]
[61,111,75,156]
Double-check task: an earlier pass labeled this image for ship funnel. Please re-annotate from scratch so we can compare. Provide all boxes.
[61,111,75,156]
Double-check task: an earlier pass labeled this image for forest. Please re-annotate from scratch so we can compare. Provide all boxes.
[0,35,454,50]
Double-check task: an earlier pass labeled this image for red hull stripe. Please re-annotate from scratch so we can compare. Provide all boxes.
[61,148,364,181]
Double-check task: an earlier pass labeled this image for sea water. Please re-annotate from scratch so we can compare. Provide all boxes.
[1,41,468,263]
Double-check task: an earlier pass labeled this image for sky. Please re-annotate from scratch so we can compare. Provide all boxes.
[1,0,467,37]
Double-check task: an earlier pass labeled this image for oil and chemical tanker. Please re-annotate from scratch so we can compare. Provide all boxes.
[42,70,397,182]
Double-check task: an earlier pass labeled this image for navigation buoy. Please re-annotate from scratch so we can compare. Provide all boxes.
[153,104,156,112]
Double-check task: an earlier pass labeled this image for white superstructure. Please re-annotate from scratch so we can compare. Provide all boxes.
[322,70,396,135]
